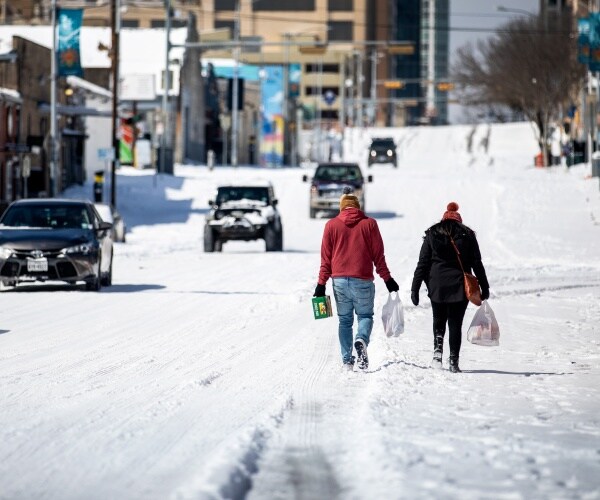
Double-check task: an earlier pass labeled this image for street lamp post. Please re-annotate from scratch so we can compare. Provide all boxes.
[369,48,378,126]
[110,0,120,206]
[50,0,57,197]
[495,6,537,18]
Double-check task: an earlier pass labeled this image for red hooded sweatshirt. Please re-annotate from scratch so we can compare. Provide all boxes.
[318,207,392,285]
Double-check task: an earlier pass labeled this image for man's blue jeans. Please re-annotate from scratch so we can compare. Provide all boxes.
[332,277,375,363]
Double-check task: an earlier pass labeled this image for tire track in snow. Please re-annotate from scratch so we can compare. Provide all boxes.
[248,328,342,500]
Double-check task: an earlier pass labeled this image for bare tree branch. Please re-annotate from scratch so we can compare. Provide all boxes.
[452,13,584,163]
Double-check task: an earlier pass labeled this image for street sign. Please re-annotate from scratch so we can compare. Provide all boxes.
[97,147,115,161]
[120,74,156,101]
[323,90,337,105]
[22,156,31,178]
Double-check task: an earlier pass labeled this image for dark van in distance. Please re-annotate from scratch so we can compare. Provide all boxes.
[368,137,398,168]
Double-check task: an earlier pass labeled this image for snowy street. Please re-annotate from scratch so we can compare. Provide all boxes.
[1,123,599,499]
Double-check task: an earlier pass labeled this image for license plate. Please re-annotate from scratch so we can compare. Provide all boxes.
[27,258,48,272]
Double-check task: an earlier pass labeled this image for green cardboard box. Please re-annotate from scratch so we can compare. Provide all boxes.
[312,295,333,319]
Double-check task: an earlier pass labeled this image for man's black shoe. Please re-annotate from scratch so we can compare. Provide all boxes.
[354,339,369,370]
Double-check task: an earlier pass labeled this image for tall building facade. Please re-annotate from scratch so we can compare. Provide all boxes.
[3,0,373,127]
[390,0,449,125]
[421,0,449,124]
[393,0,422,125]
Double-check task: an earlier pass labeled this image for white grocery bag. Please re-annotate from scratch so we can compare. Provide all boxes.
[382,292,404,337]
[467,300,500,346]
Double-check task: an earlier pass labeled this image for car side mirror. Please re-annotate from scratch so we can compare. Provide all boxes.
[272,199,278,207]
[98,221,112,231]
[367,175,373,183]
[208,199,214,206]
[302,175,308,182]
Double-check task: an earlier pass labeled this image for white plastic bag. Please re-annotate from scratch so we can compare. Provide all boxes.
[466,300,500,346]
[382,292,404,337]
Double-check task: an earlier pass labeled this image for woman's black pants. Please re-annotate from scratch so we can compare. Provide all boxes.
[431,300,469,358]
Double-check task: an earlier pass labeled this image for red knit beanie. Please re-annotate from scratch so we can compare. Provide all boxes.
[442,202,462,223]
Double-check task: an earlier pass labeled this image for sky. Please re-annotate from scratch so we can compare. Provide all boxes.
[1,122,599,499]
[449,0,539,122]
[450,0,539,56]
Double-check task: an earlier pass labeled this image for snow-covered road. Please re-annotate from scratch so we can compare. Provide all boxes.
[1,123,599,499]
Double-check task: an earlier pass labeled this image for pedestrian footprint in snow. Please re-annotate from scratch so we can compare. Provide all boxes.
[313,188,399,372]
[410,202,490,373]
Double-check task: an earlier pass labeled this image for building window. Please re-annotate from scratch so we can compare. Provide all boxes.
[305,63,339,73]
[254,0,315,11]
[305,86,338,96]
[151,19,186,28]
[328,0,352,11]
[327,21,353,41]
[121,19,140,28]
[215,19,235,33]
[215,0,236,10]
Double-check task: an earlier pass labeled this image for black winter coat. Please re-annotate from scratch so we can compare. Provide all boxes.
[411,219,489,303]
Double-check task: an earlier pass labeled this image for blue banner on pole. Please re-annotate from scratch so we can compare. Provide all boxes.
[57,8,83,77]
[260,66,284,167]
[289,63,301,99]
[588,13,600,71]
[578,17,591,65]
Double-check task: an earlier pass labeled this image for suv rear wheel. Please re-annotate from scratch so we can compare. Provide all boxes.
[265,225,283,252]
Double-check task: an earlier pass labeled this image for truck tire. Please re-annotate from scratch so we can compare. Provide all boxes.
[204,225,215,252]
[265,225,282,252]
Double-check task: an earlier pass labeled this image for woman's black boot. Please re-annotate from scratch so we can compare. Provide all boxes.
[431,333,444,368]
[449,355,461,373]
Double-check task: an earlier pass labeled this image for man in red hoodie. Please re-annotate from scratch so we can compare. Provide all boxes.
[314,190,399,371]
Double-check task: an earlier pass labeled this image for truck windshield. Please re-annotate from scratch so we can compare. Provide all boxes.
[216,187,270,205]
[314,165,362,182]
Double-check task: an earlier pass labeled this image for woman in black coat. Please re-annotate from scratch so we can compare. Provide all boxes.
[411,202,489,373]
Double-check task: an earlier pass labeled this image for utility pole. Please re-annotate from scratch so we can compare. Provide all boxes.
[356,50,363,127]
[110,0,120,206]
[50,0,57,197]
[231,0,240,167]
[339,56,346,132]
[160,0,172,175]
[283,32,290,165]
[426,0,436,123]
[370,47,377,126]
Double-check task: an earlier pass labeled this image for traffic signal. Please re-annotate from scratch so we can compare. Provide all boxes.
[383,80,404,90]
[123,114,143,126]
[436,82,455,91]
[227,78,244,111]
